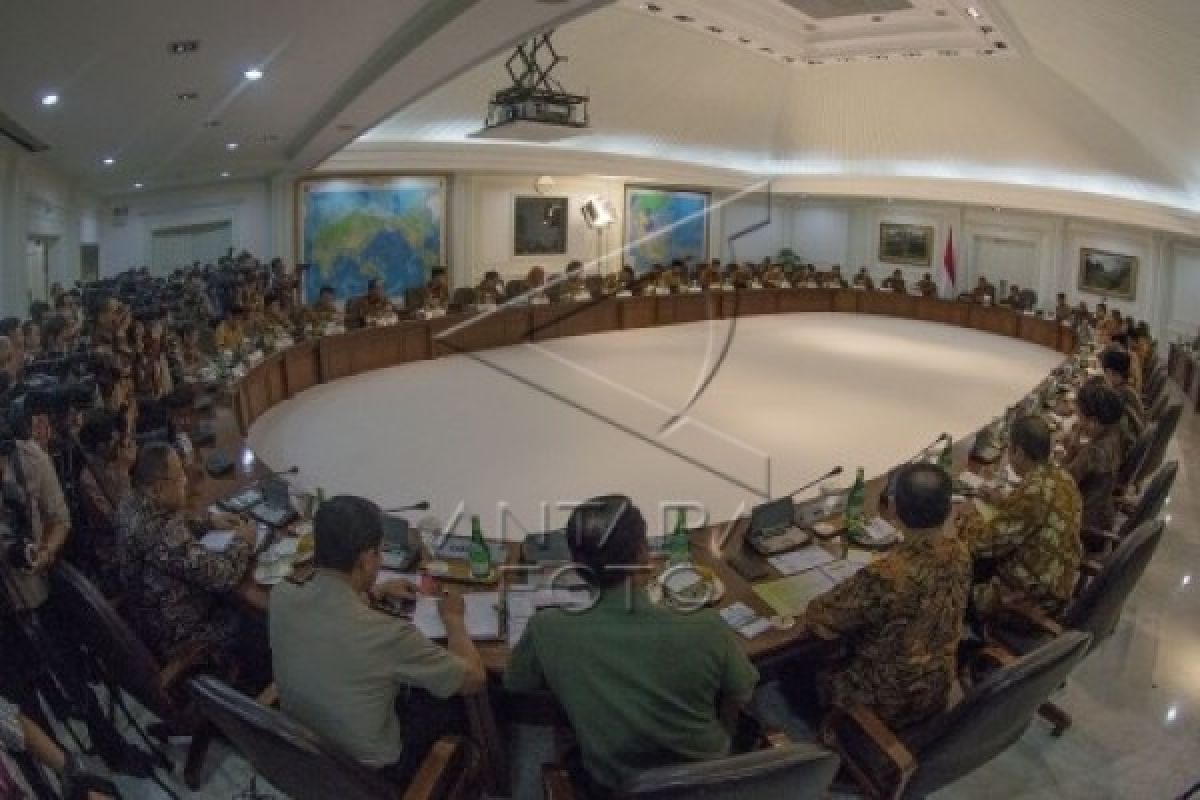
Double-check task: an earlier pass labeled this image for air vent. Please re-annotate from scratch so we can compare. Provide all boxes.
[780,0,913,20]
[0,110,49,153]
[168,40,200,55]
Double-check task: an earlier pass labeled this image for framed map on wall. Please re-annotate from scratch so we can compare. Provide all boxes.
[297,175,446,303]
[879,223,935,267]
[624,187,710,272]
[1079,248,1138,301]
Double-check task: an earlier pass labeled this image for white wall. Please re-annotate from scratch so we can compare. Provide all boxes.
[452,174,627,288]
[0,140,96,316]
[792,204,851,266]
[98,179,274,275]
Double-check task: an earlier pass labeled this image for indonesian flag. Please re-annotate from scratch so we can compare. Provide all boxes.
[942,227,958,292]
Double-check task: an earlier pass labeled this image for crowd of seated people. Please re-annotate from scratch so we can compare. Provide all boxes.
[0,249,1167,797]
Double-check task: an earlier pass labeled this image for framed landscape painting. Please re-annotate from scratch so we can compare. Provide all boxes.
[513,196,568,256]
[1079,248,1138,301]
[879,223,935,267]
[624,187,710,273]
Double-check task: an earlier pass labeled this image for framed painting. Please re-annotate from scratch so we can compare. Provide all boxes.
[513,196,568,256]
[624,186,710,273]
[1078,248,1138,301]
[879,223,935,267]
[296,174,446,304]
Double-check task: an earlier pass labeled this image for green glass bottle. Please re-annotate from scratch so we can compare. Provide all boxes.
[469,515,492,579]
[845,467,866,538]
[669,508,691,565]
[938,436,954,472]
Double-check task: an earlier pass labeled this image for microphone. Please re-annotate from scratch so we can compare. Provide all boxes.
[780,466,843,500]
[908,433,951,463]
[385,501,431,513]
[268,466,300,476]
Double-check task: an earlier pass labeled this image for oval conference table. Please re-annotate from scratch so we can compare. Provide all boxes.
[196,286,1076,795]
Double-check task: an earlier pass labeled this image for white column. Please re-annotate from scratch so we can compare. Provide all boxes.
[0,146,31,317]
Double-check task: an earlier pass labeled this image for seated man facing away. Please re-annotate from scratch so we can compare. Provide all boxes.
[852,267,875,290]
[116,442,260,663]
[1100,347,1145,455]
[917,272,938,297]
[506,495,758,795]
[971,276,996,304]
[960,415,1082,621]
[787,463,970,730]
[1061,383,1124,534]
[270,495,484,788]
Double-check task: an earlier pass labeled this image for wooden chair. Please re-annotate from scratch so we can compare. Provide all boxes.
[1133,403,1182,489]
[824,632,1091,800]
[986,521,1166,736]
[190,676,480,800]
[49,563,219,788]
[541,734,839,799]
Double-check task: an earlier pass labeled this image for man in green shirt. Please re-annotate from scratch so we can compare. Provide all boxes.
[505,495,759,794]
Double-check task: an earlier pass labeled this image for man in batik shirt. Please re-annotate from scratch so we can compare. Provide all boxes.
[802,463,971,728]
[961,415,1083,620]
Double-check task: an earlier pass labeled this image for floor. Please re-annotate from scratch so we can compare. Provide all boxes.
[59,337,1200,800]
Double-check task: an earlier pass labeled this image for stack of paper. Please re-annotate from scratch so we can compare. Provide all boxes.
[200,528,268,552]
[411,593,502,641]
[767,546,835,576]
[719,602,772,639]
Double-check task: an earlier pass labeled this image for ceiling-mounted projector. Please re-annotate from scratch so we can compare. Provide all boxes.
[471,30,589,143]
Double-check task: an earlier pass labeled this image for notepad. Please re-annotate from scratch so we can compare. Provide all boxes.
[820,560,866,584]
[720,602,771,640]
[768,546,835,576]
[753,572,835,617]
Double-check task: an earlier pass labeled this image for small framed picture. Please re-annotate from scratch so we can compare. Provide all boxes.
[1078,248,1138,301]
[878,223,935,267]
[514,196,568,256]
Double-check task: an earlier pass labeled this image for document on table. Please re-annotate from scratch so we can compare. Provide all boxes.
[768,546,835,576]
[200,528,268,552]
[753,571,836,617]
[820,560,865,584]
[412,593,502,641]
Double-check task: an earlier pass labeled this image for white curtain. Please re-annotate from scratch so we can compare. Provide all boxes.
[150,221,233,275]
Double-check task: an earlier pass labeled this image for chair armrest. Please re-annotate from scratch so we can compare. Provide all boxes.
[823,704,916,800]
[541,764,578,800]
[256,683,279,708]
[1081,527,1120,547]
[402,736,472,800]
[1080,559,1104,577]
[159,641,213,690]
[998,597,1066,637]
[976,644,1019,669]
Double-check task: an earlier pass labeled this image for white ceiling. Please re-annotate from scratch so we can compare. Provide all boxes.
[345,0,1200,231]
[0,0,609,196]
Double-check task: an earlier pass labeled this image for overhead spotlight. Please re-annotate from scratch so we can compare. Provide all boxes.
[102,157,115,166]
[168,40,200,55]
[41,93,59,107]
[220,171,231,178]
[202,119,221,128]
[176,91,198,101]
[226,142,239,150]
[244,68,264,81]
[642,2,661,11]
[133,182,144,189]
[966,6,982,19]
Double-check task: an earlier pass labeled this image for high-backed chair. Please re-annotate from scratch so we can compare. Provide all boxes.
[449,287,477,312]
[1115,422,1156,495]
[1147,393,1170,426]
[1133,404,1182,488]
[1089,461,1176,558]
[504,279,529,300]
[404,287,428,311]
[191,677,479,800]
[825,632,1091,800]
[542,744,840,800]
[49,563,218,787]
[1143,366,1166,405]
[988,521,1165,735]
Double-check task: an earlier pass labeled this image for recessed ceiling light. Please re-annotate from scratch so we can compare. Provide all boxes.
[760,46,774,53]
[261,133,282,142]
[966,6,982,19]
[226,142,239,150]
[334,124,356,132]
[642,2,661,11]
[41,93,59,107]
[202,119,221,129]
[738,36,752,44]
[995,41,1008,49]
[872,15,883,22]
[244,68,264,81]
[220,171,231,178]
[673,14,693,22]
[168,40,200,55]
[935,8,948,16]
[706,25,723,33]
[133,182,144,189]
[176,91,198,101]
[102,157,115,166]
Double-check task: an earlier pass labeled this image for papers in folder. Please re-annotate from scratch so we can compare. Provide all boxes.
[768,546,835,576]
[412,593,502,642]
[754,572,835,616]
